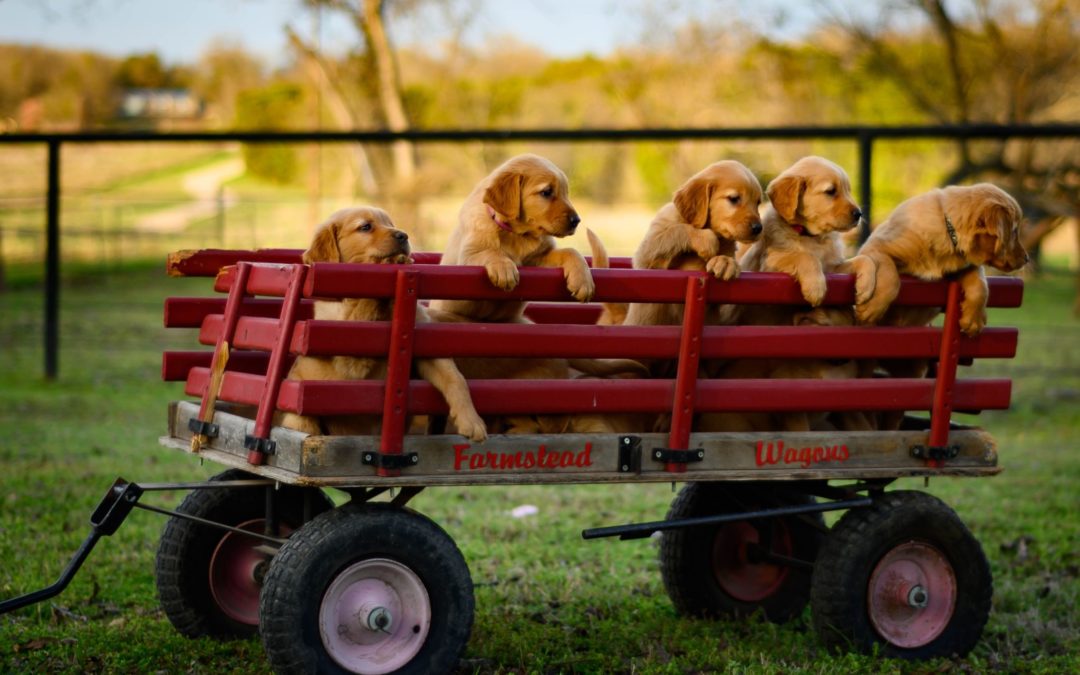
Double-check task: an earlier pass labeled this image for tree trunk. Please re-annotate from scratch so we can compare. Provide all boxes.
[285,25,378,197]
[360,0,416,186]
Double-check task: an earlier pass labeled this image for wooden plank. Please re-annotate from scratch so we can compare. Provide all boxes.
[167,247,638,278]
[170,401,307,472]
[183,303,1017,359]
[173,299,605,331]
[162,350,270,381]
[200,315,284,351]
[301,429,997,478]
[222,319,1016,361]
[184,366,1011,417]
[164,297,314,328]
[161,401,999,486]
[190,342,230,452]
[168,249,446,277]
[167,248,303,277]
[214,263,306,296]
[302,265,1024,308]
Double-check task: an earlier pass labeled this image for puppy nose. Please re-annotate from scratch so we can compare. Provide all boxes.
[851,208,863,222]
[393,230,408,242]
[750,222,763,236]
[568,212,581,229]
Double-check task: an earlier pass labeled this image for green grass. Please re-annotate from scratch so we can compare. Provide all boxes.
[0,267,1078,673]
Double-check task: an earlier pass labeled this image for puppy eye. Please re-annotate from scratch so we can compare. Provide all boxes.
[727,195,741,205]
[539,187,554,198]
[824,186,837,196]
[358,221,372,232]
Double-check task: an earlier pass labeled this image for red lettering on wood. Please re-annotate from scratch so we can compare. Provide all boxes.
[754,439,852,469]
[452,442,595,472]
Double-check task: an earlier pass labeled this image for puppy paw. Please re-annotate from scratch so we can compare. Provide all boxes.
[854,301,886,326]
[566,267,596,302]
[486,259,519,291]
[800,275,828,307]
[453,410,488,443]
[706,255,739,281]
[848,256,876,305]
[690,229,721,260]
[959,306,987,336]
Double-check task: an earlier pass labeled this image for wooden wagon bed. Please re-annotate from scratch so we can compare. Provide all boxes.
[161,248,1021,488]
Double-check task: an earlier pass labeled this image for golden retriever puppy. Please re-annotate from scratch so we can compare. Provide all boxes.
[736,156,867,322]
[430,154,592,323]
[424,305,646,436]
[623,160,764,327]
[698,307,860,433]
[277,207,487,442]
[853,183,1028,336]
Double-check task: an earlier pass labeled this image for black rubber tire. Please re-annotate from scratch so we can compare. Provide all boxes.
[810,490,992,659]
[155,468,333,640]
[259,502,474,675]
[659,482,824,623]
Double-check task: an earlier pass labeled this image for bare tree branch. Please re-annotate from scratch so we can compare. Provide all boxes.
[285,25,379,195]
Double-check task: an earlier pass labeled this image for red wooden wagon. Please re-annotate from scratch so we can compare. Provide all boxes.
[3,247,1024,673]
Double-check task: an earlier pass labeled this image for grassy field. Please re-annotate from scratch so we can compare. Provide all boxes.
[0,264,1077,673]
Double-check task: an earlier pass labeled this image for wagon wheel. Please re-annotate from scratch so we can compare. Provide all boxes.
[810,490,992,659]
[659,482,824,624]
[155,468,333,639]
[259,502,474,675]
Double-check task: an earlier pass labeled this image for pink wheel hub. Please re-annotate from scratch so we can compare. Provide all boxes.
[210,518,289,625]
[712,521,791,602]
[868,540,957,648]
[319,558,431,675]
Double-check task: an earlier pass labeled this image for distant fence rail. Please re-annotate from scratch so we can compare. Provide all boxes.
[1,123,1078,379]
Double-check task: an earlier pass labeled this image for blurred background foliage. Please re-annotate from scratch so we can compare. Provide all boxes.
[0,0,1077,298]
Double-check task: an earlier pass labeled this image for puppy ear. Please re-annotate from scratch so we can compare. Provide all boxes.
[303,221,341,263]
[982,193,1025,254]
[484,170,523,221]
[673,177,713,228]
[767,174,804,223]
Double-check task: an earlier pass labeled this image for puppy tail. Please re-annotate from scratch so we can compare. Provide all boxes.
[585,228,628,325]
[568,358,649,377]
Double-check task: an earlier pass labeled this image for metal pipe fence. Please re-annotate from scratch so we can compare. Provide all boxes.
[1,123,1078,379]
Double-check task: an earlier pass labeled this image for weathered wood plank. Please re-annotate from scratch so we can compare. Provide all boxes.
[170,400,307,473]
[162,401,1000,487]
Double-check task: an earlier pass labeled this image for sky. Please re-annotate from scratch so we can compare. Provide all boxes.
[0,0,817,66]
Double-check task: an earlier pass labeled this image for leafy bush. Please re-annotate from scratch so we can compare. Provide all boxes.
[234,83,304,185]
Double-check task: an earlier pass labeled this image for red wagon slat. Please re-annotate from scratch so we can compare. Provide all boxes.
[168,247,630,277]
[184,367,1011,417]
[192,316,1018,362]
[211,260,1022,307]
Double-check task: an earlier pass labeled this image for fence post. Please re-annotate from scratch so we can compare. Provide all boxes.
[857,131,873,243]
[45,140,60,380]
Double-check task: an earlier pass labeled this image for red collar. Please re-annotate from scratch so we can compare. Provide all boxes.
[790,223,813,237]
[486,205,514,233]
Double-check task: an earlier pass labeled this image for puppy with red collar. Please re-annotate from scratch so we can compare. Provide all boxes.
[736,156,871,325]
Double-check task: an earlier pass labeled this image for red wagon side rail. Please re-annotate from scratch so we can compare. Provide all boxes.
[162,249,1021,485]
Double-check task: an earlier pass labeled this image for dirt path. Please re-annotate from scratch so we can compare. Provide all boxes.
[135,157,245,233]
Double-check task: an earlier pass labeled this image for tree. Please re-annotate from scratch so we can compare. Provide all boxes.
[286,0,476,241]
[115,52,168,89]
[191,41,266,126]
[818,0,1080,310]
